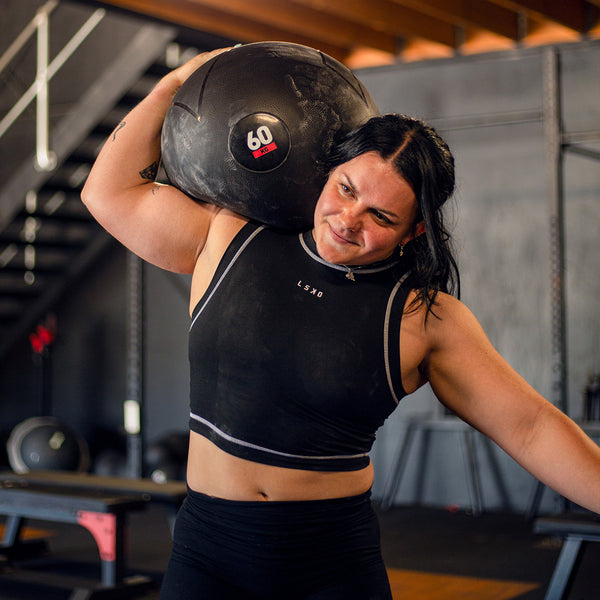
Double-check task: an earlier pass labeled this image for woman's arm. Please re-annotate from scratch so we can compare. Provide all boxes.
[81,48,231,273]
[421,294,600,513]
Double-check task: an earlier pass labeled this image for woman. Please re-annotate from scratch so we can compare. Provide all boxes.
[82,48,600,599]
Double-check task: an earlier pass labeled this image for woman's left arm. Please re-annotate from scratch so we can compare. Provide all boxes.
[421,293,600,513]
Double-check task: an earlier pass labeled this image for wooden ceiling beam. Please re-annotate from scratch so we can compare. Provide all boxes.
[144,0,400,53]
[391,0,520,40]
[292,0,458,48]
[93,0,599,68]
[486,0,588,32]
[97,0,351,61]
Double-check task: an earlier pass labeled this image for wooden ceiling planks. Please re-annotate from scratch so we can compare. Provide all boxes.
[95,0,600,67]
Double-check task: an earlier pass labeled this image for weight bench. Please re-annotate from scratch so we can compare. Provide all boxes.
[0,471,187,599]
[534,512,600,600]
[0,470,188,533]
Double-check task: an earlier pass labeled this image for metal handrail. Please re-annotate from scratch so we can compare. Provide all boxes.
[0,0,105,171]
[0,2,57,75]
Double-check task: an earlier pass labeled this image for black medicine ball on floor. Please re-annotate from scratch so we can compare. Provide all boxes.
[7,416,90,473]
[161,41,379,230]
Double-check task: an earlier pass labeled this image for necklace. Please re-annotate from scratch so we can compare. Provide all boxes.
[300,231,402,282]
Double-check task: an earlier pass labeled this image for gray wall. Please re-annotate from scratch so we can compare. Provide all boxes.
[364,42,600,512]
[1,33,599,513]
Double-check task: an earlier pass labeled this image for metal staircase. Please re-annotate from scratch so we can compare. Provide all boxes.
[0,2,180,361]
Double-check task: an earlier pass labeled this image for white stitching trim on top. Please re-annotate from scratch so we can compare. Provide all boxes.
[383,271,411,405]
[190,412,368,461]
[190,225,265,332]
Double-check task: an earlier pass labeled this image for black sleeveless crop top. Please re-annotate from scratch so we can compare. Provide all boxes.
[188,222,411,471]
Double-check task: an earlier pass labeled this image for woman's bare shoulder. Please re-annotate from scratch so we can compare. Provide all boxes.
[203,209,250,257]
[401,290,480,366]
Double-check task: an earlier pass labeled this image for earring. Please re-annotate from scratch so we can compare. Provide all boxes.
[398,244,404,257]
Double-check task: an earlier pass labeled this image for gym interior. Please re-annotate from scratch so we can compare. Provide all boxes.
[1,1,600,599]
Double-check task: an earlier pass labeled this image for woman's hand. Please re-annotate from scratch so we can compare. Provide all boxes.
[153,47,233,101]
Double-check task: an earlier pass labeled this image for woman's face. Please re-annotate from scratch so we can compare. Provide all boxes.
[313,151,424,266]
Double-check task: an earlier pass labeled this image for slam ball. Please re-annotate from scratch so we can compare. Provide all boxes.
[7,416,90,474]
[161,41,379,230]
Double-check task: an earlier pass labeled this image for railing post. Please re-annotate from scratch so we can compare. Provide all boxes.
[35,2,57,171]
[0,1,105,172]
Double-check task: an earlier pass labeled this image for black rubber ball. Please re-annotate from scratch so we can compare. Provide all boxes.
[7,417,89,473]
[161,42,379,230]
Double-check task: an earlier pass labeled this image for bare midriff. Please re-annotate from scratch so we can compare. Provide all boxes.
[186,431,374,501]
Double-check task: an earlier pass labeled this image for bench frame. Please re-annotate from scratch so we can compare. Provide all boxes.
[534,513,600,600]
[0,472,187,599]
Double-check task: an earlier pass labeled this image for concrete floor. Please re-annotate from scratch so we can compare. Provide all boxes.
[1,503,598,599]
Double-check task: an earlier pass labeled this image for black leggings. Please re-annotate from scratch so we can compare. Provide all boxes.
[159,487,392,600]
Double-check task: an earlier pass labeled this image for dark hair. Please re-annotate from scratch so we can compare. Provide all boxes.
[325,113,460,315]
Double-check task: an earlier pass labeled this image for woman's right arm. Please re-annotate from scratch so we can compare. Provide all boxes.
[81,48,231,273]
[421,294,600,514]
